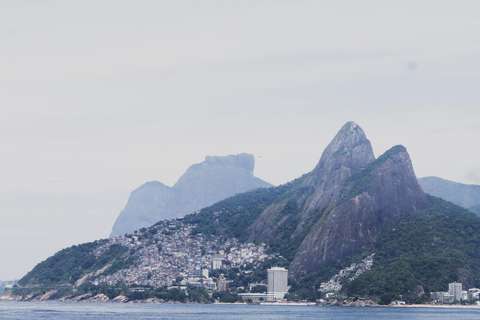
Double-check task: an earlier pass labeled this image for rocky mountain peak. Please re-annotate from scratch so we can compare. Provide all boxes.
[291,144,428,277]
[300,121,376,213]
[248,122,429,278]
[311,121,374,177]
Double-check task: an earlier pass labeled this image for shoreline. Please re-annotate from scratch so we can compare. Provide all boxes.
[389,304,480,309]
[2,290,479,308]
[1,299,480,308]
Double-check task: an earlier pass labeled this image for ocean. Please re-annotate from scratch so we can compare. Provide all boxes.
[0,302,479,320]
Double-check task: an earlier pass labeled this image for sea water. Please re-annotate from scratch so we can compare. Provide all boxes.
[0,302,479,320]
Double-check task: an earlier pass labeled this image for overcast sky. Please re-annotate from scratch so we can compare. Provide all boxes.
[1,0,479,280]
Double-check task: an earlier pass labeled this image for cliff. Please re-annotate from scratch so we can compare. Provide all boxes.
[110,153,272,237]
[247,122,427,277]
[290,145,428,276]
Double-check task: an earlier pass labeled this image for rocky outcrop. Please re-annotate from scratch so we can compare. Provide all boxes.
[457,268,475,290]
[111,295,129,303]
[344,299,378,307]
[302,120,376,210]
[409,285,425,299]
[0,291,19,301]
[248,122,428,277]
[291,146,428,276]
[418,176,480,215]
[250,121,375,241]
[110,153,272,237]
[111,182,173,237]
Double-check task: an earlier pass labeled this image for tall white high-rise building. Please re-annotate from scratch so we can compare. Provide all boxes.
[267,267,288,302]
[449,282,462,301]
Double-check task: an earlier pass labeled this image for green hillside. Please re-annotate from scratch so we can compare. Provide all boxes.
[18,241,136,287]
[344,195,480,303]
[183,174,308,243]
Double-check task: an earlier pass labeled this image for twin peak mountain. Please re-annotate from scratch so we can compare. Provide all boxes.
[247,121,427,276]
[188,121,427,277]
[114,121,428,278]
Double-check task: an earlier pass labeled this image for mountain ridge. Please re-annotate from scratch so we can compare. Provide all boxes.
[418,176,480,215]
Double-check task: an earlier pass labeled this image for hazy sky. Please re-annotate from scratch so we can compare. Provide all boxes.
[1,1,479,280]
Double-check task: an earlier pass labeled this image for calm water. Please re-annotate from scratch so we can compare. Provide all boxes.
[0,302,479,320]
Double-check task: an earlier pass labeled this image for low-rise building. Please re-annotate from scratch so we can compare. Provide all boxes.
[238,292,267,303]
[468,288,480,301]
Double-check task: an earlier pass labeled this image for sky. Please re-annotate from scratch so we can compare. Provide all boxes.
[1,0,479,280]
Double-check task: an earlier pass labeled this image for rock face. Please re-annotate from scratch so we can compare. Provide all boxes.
[291,146,428,276]
[249,122,428,277]
[250,122,375,241]
[110,153,272,237]
[111,181,174,237]
[418,176,480,215]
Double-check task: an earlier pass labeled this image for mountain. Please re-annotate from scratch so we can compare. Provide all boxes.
[418,176,480,215]
[110,153,272,237]
[290,145,428,276]
[9,121,480,303]
[192,122,428,277]
[343,195,480,301]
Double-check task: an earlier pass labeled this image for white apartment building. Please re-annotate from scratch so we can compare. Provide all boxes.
[267,267,288,302]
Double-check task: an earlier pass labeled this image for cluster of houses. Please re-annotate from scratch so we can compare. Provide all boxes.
[92,219,275,292]
[318,254,374,295]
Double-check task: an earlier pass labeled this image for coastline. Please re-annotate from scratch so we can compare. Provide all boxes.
[389,304,480,309]
[2,289,479,308]
[2,297,479,308]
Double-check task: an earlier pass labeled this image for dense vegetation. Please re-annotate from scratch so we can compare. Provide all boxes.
[344,195,480,303]
[184,173,327,264]
[18,242,135,286]
[121,285,211,303]
[183,175,308,242]
[266,201,321,261]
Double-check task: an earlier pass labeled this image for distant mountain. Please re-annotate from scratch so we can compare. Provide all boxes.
[418,176,480,215]
[110,154,272,237]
